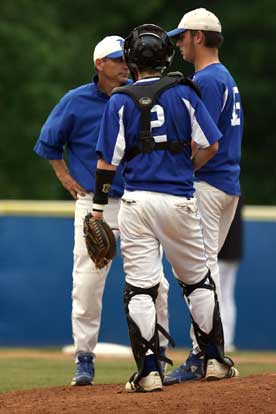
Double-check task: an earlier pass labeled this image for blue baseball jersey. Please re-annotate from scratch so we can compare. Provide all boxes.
[34,76,127,198]
[193,63,244,196]
[96,77,222,197]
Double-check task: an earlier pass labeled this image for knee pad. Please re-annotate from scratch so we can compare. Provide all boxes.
[124,282,160,305]
[179,269,216,298]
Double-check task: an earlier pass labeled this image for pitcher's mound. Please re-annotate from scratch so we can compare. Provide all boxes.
[0,374,275,414]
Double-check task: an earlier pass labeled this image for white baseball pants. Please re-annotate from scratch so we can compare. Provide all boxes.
[219,259,239,351]
[118,190,215,346]
[189,181,239,353]
[195,181,239,303]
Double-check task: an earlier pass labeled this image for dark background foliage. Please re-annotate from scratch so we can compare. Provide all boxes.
[1,0,275,203]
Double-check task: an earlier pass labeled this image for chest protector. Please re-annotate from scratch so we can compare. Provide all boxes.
[112,72,201,162]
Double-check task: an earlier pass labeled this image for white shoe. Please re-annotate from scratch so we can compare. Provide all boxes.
[125,371,162,392]
[205,359,239,381]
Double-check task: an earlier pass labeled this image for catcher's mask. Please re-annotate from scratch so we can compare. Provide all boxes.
[124,24,175,80]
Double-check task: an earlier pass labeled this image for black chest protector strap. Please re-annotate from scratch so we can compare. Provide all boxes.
[112,72,201,162]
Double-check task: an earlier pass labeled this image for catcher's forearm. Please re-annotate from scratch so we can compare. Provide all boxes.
[93,166,116,211]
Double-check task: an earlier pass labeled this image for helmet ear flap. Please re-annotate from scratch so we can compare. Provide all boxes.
[124,29,140,80]
[124,28,139,62]
[160,31,175,62]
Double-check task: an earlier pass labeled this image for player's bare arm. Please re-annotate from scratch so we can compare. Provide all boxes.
[49,159,87,200]
[190,139,199,160]
[193,141,218,171]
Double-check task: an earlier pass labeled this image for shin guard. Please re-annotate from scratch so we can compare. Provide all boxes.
[124,282,174,382]
[180,271,232,369]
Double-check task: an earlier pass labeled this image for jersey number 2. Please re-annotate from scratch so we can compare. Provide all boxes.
[150,105,168,142]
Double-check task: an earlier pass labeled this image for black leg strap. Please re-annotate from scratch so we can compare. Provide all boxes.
[178,270,215,297]
[156,323,175,349]
[124,282,160,302]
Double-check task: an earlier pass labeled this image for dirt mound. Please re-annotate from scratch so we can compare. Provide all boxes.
[0,374,275,414]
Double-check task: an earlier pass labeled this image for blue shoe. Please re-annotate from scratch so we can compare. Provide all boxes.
[164,351,204,385]
[71,353,94,386]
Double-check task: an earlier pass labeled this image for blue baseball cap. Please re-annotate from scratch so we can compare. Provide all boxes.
[93,36,124,63]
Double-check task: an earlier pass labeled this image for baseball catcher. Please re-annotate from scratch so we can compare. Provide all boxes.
[83,213,117,269]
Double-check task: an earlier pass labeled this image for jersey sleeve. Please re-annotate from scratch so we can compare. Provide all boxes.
[194,74,224,124]
[33,92,75,160]
[96,96,126,166]
[182,91,222,148]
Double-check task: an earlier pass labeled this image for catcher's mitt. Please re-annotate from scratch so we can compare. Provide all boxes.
[83,213,117,269]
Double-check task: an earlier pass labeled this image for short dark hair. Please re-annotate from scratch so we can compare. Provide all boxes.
[190,30,224,48]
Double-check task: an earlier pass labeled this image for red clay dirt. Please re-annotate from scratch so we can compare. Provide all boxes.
[0,374,275,414]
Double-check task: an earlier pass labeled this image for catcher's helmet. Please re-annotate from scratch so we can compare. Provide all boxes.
[124,24,174,77]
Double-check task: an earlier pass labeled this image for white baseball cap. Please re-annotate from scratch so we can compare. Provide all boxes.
[167,8,222,37]
[93,36,124,64]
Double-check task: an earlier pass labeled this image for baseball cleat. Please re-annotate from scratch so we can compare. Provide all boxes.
[71,353,95,386]
[164,351,204,385]
[125,371,162,393]
[205,358,239,381]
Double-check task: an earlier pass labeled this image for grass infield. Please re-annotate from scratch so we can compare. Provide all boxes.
[0,348,275,393]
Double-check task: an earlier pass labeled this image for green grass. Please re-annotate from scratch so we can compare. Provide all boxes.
[0,349,275,393]
[239,364,276,376]
[0,357,73,392]
[0,349,137,393]
[229,350,276,376]
[0,357,138,393]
